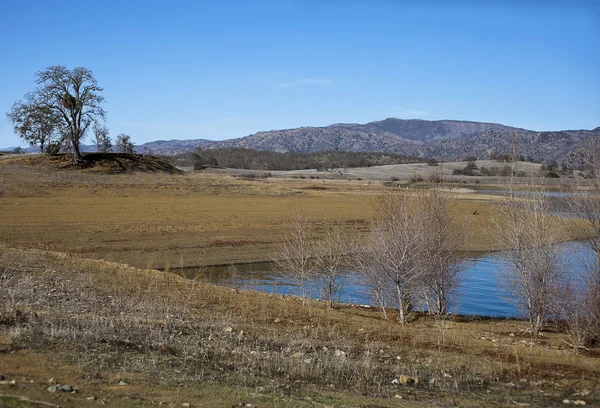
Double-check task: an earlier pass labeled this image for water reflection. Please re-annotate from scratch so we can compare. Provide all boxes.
[171,242,592,318]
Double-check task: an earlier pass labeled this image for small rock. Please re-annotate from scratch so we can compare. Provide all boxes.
[391,379,399,384]
[224,327,233,333]
[573,401,586,406]
[86,396,97,401]
[48,384,73,392]
[334,350,346,357]
[118,380,127,386]
[47,378,54,384]
[394,394,403,399]
[443,373,452,378]
[563,400,571,404]
[509,333,515,337]
[274,318,281,323]
[182,403,191,407]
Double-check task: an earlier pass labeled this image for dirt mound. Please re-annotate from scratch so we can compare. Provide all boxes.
[21,153,183,174]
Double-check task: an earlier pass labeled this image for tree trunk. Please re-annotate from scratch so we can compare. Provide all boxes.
[72,134,83,163]
[396,285,406,323]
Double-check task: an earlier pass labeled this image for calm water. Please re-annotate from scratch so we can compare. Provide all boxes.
[475,189,593,198]
[174,241,592,318]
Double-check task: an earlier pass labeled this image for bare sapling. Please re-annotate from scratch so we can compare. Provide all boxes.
[560,135,600,346]
[356,192,425,323]
[312,222,352,309]
[419,188,469,316]
[490,157,565,334]
[273,210,315,304]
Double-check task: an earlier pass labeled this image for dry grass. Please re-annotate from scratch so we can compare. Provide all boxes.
[0,155,512,270]
[0,156,596,406]
[1,244,598,407]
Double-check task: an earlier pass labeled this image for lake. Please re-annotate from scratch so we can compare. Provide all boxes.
[173,241,592,318]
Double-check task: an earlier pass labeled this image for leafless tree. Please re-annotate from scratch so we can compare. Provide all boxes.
[419,188,469,315]
[6,93,59,153]
[490,169,565,334]
[560,136,600,346]
[92,122,112,153]
[312,222,351,309]
[273,211,315,304]
[34,66,106,163]
[355,192,425,323]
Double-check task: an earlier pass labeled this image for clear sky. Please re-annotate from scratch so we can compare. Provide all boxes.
[1,0,599,148]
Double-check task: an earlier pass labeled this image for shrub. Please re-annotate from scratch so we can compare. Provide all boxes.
[410,174,424,183]
[427,171,443,183]
[46,142,61,156]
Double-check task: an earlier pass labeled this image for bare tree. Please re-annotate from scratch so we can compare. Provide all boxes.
[420,189,469,316]
[490,171,565,334]
[6,93,58,153]
[312,222,351,309]
[34,66,106,163]
[273,211,315,304]
[115,134,135,154]
[560,136,600,346]
[92,122,112,153]
[356,192,425,323]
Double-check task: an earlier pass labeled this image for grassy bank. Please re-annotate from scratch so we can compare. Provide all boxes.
[1,244,598,407]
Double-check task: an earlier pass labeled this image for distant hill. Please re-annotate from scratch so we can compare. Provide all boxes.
[6,118,599,166]
[211,119,600,166]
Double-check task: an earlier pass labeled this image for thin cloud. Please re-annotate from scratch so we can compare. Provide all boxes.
[276,78,333,88]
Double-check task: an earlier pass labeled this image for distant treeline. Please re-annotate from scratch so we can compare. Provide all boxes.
[165,148,429,171]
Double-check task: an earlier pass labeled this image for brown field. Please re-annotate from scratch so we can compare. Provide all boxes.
[0,155,509,270]
[0,155,598,407]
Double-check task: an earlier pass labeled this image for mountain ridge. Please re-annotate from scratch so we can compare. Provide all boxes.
[6,118,599,166]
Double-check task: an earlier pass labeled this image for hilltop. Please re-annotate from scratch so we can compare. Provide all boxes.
[142,118,599,166]
[1,152,183,174]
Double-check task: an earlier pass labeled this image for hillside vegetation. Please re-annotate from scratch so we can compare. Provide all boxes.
[168,148,429,171]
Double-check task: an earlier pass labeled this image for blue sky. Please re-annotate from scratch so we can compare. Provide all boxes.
[1,0,599,147]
